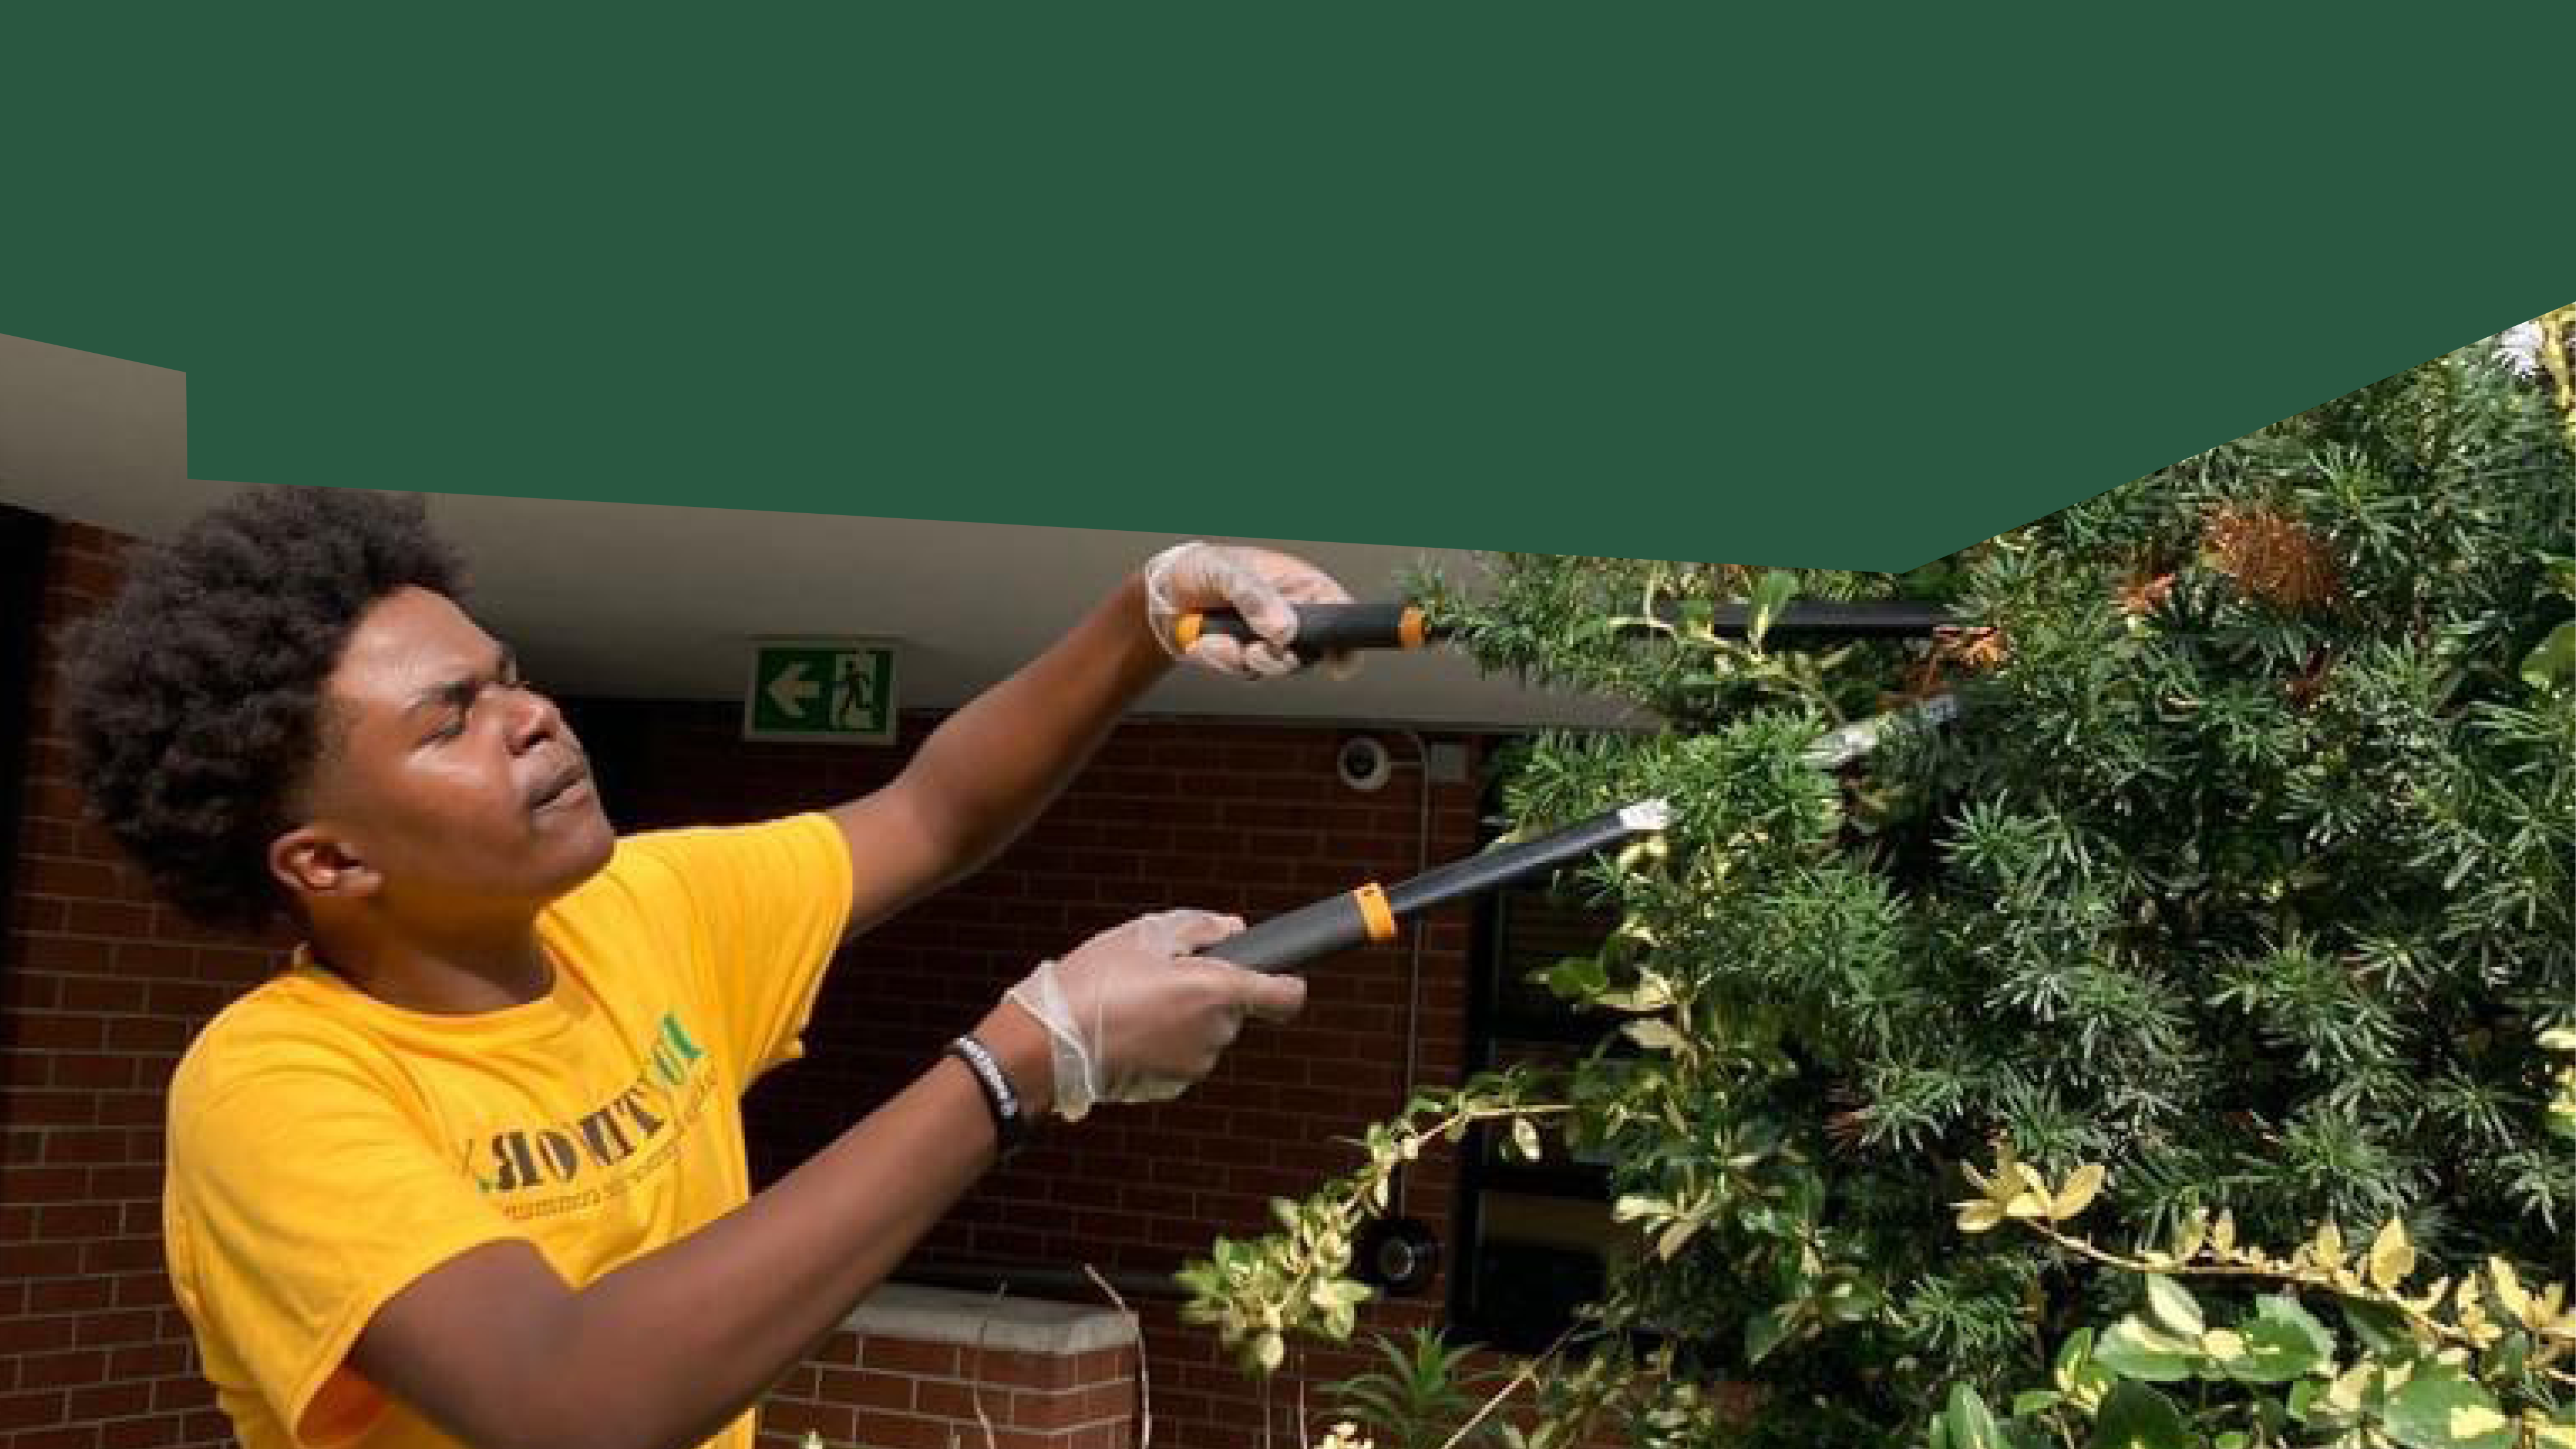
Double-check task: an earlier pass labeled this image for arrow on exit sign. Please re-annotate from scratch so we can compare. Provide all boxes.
[766,660,823,718]
[745,641,897,744]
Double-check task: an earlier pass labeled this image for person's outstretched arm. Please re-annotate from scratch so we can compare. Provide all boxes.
[824,543,1351,939]
[351,911,1302,1449]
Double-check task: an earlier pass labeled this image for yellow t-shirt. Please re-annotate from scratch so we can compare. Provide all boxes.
[163,813,855,1449]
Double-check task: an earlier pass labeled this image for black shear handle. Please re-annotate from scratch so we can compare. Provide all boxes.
[1176,601,1434,658]
[1194,886,1394,974]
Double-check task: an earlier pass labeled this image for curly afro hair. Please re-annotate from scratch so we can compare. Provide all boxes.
[62,487,465,931]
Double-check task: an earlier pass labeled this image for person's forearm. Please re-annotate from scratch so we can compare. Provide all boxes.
[552,1003,1053,1449]
[903,572,1169,872]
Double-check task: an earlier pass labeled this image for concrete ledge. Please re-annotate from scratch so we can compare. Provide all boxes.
[843,1283,1140,1357]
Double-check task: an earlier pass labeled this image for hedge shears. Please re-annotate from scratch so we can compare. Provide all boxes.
[1190,598,1969,973]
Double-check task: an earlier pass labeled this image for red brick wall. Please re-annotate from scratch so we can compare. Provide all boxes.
[758,1322,1138,1449]
[3,515,1505,1449]
[4,521,253,1449]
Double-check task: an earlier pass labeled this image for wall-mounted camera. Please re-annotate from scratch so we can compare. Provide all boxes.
[1336,735,1394,792]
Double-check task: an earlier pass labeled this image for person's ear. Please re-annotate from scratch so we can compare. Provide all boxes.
[269,826,382,904]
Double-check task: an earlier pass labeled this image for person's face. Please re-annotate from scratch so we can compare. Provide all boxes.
[276,586,614,921]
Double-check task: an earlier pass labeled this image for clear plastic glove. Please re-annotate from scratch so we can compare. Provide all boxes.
[1002,909,1308,1121]
[1143,541,1361,682]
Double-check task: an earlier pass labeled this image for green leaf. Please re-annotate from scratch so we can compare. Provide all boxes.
[2053,1327,2097,1384]
[2011,1390,2064,1417]
[1309,1278,1373,1311]
[1538,955,1606,1001]
[2051,1163,2108,1220]
[2286,1379,2323,1426]
[1745,1306,1792,1365]
[2052,1326,2116,1404]
[2541,552,2576,601]
[1655,1214,1704,1260]
[1943,1383,2003,1449]
[2094,1318,2198,1384]
[2384,1371,2513,1449]
[2143,1276,2205,1341]
[2523,619,2576,691]
[2199,1327,2250,1375]
[1611,1194,1672,1224]
[2090,1382,2190,1449]
[2480,1331,2531,1385]
[2230,1296,2336,1384]
[1321,1300,1358,1340]
[1623,1019,1686,1052]
[1745,569,1801,652]
[1507,1116,1543,1163]
[1823,1278,1884,1324]
[2339,1297,2412,1357]
[2365,1219,2417,1291]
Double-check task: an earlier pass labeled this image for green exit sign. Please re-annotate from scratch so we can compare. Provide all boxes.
[744,641,897,745]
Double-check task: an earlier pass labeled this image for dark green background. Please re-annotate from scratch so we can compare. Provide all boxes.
[4,6,2569,571]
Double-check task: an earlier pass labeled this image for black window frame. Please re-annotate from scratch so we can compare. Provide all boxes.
[1445,758,1622,1353]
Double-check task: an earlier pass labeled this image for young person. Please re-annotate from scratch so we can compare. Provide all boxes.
[62,486,1351,1449]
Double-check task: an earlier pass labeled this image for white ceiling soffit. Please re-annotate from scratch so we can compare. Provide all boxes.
[0,331,1642,731]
